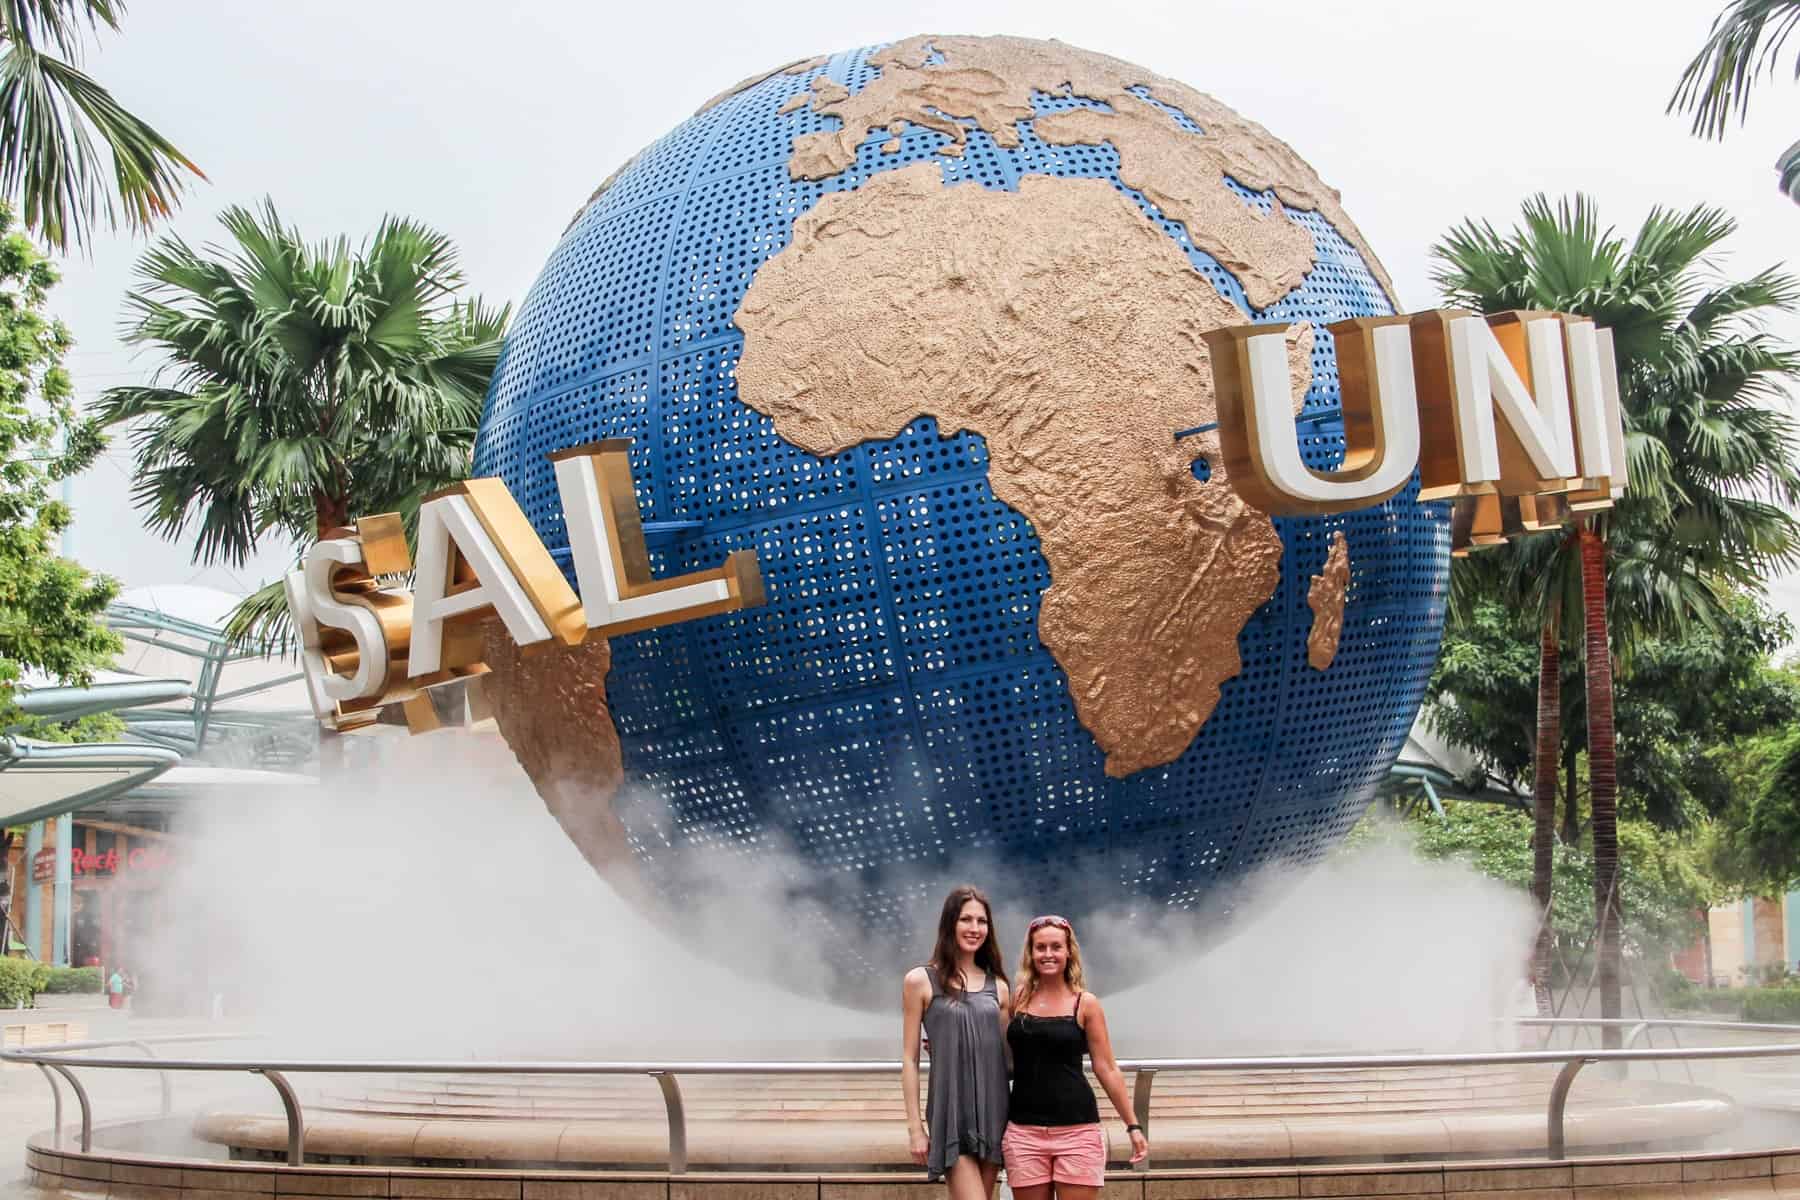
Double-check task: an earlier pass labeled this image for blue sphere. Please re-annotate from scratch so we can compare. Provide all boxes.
[472,37,1450,999]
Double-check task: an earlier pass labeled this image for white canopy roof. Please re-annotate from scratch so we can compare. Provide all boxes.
[0,740,182,826]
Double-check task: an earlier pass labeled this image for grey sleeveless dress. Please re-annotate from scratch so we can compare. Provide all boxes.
[921,966,1009,1181]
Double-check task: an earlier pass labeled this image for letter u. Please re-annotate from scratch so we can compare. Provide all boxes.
[1204,317,1421,515]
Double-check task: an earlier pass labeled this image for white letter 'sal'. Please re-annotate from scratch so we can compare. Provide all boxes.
[1448,315,1579,485]
[291,538,389,707]
[408,493,553,677]
[1241,322,1420,509]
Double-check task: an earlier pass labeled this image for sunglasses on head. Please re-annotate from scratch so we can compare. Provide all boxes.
[1028,914,1072,934]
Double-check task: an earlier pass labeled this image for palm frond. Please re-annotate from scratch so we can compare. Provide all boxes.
[1669,0,1800,139]
[0,0,123,63]
[222,576,295,655]
[1433,190,1800,646]
[101,202,504,564]
[0,12,200,250]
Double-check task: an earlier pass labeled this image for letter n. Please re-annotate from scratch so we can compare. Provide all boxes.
[1411,309,1580,500]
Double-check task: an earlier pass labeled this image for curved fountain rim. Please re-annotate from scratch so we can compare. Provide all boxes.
[8,1015,1800,1179]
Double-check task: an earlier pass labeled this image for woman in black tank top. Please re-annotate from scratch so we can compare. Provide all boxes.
[1001,915,1147,1199]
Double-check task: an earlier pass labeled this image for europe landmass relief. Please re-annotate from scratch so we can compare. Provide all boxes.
[735,35,1387,776]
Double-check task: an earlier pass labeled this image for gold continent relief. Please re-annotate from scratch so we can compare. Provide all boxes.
[782,35,1396,308]
[739,35,1392,776]
[1307,531,1352,671]
[735,164,1316,778]
[493,35,1392,817]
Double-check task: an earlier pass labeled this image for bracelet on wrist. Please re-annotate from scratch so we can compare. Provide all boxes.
[1126,1124,1144,1134]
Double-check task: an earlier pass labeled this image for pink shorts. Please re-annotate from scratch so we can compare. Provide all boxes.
[1002,1121,1105,1187]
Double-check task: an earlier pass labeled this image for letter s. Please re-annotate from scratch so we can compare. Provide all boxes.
[292,538,391,704]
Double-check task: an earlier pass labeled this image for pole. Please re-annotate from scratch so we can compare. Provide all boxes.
[24,822,43,961]
[52,814,72,966]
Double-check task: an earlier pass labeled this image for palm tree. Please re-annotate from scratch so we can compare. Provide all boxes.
[1669,0,1800,140]
[97,199,509,646]
[1432,195,1800,1043]
[0,0,202,250]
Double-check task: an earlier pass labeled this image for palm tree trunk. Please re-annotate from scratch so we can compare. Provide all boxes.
[1532,618,1559,1015]
[314,492,352,537]
[1579,525,1623,1049]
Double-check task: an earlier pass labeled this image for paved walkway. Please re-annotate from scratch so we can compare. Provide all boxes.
[0,1002,261,1198]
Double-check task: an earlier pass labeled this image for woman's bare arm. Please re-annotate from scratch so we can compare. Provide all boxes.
[1082,993,1149,1163]
[901,967,932,1165]
[995,976,1013,1073]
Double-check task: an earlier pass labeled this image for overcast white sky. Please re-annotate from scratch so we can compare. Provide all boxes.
[54,0,1800,633]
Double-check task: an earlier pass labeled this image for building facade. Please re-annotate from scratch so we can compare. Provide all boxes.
[1673,893,1800,987]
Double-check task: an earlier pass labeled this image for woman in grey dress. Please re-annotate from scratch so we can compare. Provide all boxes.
[902,885,1011,1198]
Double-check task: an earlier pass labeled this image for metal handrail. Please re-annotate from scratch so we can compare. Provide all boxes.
[9,1030,1800,1172]
[1519,1016,1800,1035]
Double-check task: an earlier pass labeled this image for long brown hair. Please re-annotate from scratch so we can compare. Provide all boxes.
[1012,915,1088,1016]
[929,884,1005,1000]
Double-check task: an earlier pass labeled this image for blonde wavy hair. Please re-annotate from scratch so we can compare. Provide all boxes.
[1012,916,1088,1015]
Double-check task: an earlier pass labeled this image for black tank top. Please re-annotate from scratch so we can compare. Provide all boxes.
[1006,994,1101,1126]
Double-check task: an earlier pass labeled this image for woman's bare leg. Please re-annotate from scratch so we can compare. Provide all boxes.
[945,1157,992,1200]
[1053,1186,1100,1200]
[1011,1185,1052,1200]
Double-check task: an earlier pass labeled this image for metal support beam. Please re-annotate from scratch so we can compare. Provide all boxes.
[128,1040,173,1115]
[651,1071,686,1173]
[1546,1057,1591,1160]
[46,1063,91,1152]
[1132,1067,1156,1172]
[23,821,43,959]
[35,1064,62,1149]
[1421,777,1446,819]
[255,1069,305,1165]
[52,815,71,966]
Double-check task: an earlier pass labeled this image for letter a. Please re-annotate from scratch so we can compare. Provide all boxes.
[408,481,584,678]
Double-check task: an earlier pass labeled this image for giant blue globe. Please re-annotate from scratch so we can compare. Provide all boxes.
[471,36,1450,1002]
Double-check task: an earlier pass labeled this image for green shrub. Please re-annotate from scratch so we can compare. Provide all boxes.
[40,966,100,994]
[1740,986,1800,1023]
[1653,966,1700,1006]
[0,957,50,1007]
[1690,989,1745,1016]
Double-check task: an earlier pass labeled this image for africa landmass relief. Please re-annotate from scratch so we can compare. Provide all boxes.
[739,35,1381,775]
[484,35,1380,847]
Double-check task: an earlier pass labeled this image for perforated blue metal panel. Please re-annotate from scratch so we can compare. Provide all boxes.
[471,42,1451,1001]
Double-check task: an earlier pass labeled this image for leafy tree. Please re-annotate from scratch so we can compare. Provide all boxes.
[1670,1,1800,139]
[97,200,509,646]
[0,198,118,733]
[1347,802,1712,969]
[1429,593,1798,832]
[1612,598,1798,828]
[0,200,120,951]
[1428,597,1581,838]
[0,1,203,251]
[1431,195,1800,1041]
[1708,719,1800,892]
